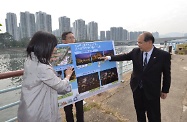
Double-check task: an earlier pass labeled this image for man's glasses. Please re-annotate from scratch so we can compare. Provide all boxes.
[66,37,75,40]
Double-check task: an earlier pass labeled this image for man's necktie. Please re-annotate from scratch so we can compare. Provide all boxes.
[139,52,148,88]
[143,52,148,70]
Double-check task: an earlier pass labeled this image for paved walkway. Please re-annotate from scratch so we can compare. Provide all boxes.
[60,55,187,122]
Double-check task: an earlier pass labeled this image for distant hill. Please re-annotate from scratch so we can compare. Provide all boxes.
[160,32,185,38]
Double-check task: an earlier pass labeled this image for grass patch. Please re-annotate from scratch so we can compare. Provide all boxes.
[83,102,100,112]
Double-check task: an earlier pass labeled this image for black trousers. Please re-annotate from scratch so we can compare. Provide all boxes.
[133,87,161,122]
[64,100,84,122]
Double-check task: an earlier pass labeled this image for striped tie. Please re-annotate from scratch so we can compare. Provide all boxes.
[143,52,148,70]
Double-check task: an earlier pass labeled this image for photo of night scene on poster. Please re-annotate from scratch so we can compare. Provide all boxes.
[77,72,100,93]
[91,51,104,62]
[100,67,118,86]
[50,46,73,66]
[103,50,114,56]
[75,53,91,66]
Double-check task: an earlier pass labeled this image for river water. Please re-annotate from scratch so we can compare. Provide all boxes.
[0,45,137,121]
[0,50,26,121]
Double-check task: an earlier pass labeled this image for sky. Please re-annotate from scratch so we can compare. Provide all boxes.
[0,0,187,35]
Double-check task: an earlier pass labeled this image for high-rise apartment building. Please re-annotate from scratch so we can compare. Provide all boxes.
[110,27,125,41]
[45,14,52,33]
[72,19,86,42]
[100,31,105,41]
[59,16,70,36]
[35,11,52,32]
[123,29,128,41]
[20,11,35,39]
[84,24,88,41]
[5,13,18,40]
[106,31,110,40]
[129,31,143,40]
[87,21,98,41]
[129,31,134,40]
[52,29,60,37]
[110,27,117,41]
[116,27,123,41]
[152,32,159,38]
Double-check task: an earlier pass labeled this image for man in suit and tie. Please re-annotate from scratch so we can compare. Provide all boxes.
[100,32,171,122]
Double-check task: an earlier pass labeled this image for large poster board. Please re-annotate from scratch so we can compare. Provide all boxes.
[51,41,120,108]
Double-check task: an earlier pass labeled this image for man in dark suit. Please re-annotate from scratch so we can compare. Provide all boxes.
[100,32,171,122]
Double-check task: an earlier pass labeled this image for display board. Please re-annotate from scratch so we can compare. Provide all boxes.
[51,41,120,107]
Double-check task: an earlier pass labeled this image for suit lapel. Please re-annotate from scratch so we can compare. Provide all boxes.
[144,47,158,71]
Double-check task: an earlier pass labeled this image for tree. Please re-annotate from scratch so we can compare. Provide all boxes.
[19,37,30,47]
[0,23,2,31]
[0,32,14,48]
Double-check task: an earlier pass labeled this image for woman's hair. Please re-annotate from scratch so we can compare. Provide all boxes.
[26,31,58,64]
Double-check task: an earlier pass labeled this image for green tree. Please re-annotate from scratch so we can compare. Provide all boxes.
[0,23,2,31]
[19,37,30,47]
[0,32,14,48]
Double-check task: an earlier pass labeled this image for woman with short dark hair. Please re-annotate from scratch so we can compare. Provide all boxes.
[17,31,74,122]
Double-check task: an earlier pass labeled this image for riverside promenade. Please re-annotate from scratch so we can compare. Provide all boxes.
[60,54,187,122]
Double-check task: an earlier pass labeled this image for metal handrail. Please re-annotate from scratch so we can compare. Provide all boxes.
[0,101,20,111]
[0,85,22,94]
[0,70,23,79]
[0,70,24,122]
[5,117,18,122]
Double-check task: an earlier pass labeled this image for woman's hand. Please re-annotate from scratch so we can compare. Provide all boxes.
[65,67,74,79]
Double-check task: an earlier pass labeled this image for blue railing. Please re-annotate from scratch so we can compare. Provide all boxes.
[0,70,23,122]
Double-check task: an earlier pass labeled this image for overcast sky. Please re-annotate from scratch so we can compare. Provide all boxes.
[0,0,187,35]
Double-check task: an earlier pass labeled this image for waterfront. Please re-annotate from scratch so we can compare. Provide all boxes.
[0,50,25,121]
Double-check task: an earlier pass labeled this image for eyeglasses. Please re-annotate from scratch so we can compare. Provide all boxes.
[66,37,75,40]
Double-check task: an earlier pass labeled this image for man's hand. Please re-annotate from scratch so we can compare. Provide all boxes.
[98,56,109,61]
[160,92,167,99]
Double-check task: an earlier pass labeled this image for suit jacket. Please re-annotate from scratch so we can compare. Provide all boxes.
[17,52,71,122]
[111,47,171,100]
